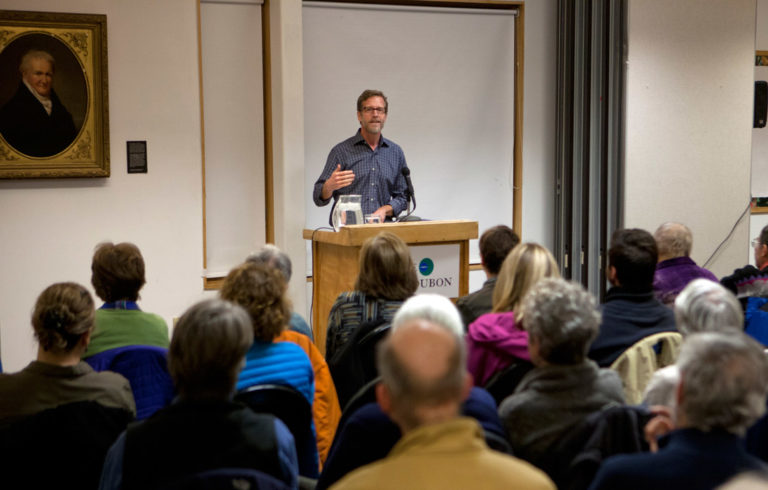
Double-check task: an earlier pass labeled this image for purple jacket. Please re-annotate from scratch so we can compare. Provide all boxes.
[653,256,718,306]
[466,311,530,387]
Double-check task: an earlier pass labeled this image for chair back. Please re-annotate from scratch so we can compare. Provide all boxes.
[0,400,132,489]
[745,297,768,346]
[166,467,291,490]
[538,405,652,490]
[86,345,175,419]
[235,384,318,478]
[609,331,683,404]
[483,360,535,406]
[328,319,390,408]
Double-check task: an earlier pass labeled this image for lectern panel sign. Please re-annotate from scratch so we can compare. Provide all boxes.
[410,244,460,297]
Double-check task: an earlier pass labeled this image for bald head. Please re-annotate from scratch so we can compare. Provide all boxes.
[654,222,693,262]
[376,314,470,431]
[388,318,460,386]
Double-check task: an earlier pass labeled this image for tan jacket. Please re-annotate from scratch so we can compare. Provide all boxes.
[610,331,683,404]
[276,330,341,468]
[331,418,555,490]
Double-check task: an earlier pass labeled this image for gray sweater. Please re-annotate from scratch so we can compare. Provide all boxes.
[498,360,624,465]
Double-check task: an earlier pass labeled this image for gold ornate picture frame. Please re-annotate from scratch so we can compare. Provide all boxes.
[0,10,108,179]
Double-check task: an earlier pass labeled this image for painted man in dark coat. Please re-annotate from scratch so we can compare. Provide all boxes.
[0,49,77,157]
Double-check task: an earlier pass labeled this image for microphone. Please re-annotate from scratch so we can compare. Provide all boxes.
[402,167,415,202]
[400,167,419,221]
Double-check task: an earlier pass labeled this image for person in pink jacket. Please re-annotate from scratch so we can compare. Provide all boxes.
[466,243,560,386]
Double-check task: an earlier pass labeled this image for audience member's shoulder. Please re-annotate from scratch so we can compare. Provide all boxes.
[84,366,136,414]
[483,451,556,490]
[595,367,626,402]
[143,311,168,327]
[333,290,365,306]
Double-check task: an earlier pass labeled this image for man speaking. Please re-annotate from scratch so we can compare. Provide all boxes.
[313,89,410,224]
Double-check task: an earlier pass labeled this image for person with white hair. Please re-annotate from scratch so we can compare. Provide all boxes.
[498,278,625,468]
[0,49,77,157]
[331,294,554,490]
[652,222,718,306]
[643,279,743,408]
[590,332,768,490]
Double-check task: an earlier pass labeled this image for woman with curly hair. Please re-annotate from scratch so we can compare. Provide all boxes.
[220,261,319,476]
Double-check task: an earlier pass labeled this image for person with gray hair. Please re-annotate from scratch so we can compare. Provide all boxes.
[590,332,768,490]
[99,299,299,490]
[643,279,743,407]
[246,244,314,340]
[653,222,717,306]
[331,293,554,490]
[498,278,625,467]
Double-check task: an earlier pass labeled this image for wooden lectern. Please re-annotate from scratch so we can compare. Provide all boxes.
[303,220,478,355]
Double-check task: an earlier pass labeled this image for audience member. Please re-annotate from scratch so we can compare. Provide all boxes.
[466,242,559,386]
[239,251,341,467]
[721,224,768,295]
[652,222,717,306]
[325,232,417,361]
[247,244,314,340]
[220,261,319,476]
[589,332,768,490]
[0,282,135,423]
[499,278,625,466]
[754,225,768,273]
[330,295,555,490]
[643,279,743,408]
[318,294,507,489]
[589,228,676,367]
[99,299,298,489]
[85,242,169,358]
[457,225,520,329]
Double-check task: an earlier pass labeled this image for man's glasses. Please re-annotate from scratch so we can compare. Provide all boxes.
[752,238,762,247]
[361,106,386,114]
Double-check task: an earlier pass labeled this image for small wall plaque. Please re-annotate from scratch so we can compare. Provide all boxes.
[127,141,147,173]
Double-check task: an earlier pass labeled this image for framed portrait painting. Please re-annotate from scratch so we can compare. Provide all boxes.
[0,10,109,179]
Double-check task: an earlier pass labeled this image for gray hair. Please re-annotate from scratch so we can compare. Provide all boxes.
[169,298,254,399]
[642,365,681,408]
[654,222,692,259]
[677,332,768,435]
[674,279,743,336]
[246,244,292,282]
[521,277,601,365]
[392,293,464,339]
[20,49,55,75]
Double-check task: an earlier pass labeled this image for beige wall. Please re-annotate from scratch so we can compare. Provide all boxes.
[0,0,209,370]
[625,0,756,277]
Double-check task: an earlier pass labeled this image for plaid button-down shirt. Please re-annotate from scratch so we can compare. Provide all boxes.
[313,130,409,224]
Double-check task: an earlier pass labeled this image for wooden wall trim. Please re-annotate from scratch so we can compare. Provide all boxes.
[196,0,209,270]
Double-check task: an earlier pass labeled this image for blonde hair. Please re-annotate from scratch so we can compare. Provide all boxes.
[491,243,560,323]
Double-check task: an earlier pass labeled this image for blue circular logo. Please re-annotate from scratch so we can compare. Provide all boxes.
[419,258,434,276]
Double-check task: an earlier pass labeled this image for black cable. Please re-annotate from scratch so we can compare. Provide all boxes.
[400,194,417,221]
[702,201,752,268]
